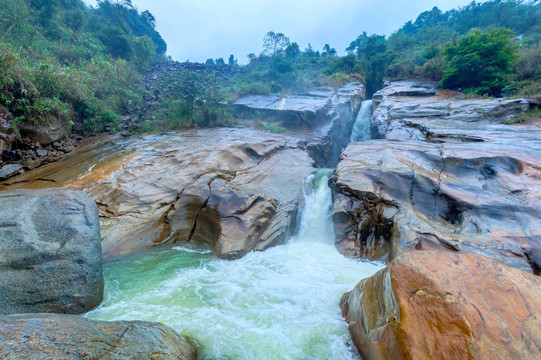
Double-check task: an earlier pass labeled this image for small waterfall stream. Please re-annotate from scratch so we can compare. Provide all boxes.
[86,169,383,359]
[350,100,373,142]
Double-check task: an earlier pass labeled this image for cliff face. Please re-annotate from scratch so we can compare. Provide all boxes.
[235,82,365,167]
[332,81,541,273]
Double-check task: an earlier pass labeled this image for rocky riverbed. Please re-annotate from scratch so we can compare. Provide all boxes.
[1,80,540,359]
[336,81,541,359]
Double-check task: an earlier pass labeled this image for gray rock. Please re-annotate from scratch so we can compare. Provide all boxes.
[333,81,541,272]
[36,149,48,157]
[18,116,69,145]
[0,164,22,180]
[0,189,103,315]
[0,313,198,360]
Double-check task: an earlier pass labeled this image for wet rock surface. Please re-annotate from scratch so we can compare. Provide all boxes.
[0,189,103,315]
[333,81,541,271]
[1,129,316,260]
[0,313,197,360]
[236,82,365,166]
[341,250,541,360]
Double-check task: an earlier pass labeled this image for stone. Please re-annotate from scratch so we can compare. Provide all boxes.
[332,81,541,271]
[18,116,69,146]
[0,164,22,180]
[341,251,541,360]
[371,81,534,140]
[0,107,16,152]
[36,149,48,157]
[235,83,364,140]
[0,129,316,260]
[0,314,197,360]
[0,189,103,315]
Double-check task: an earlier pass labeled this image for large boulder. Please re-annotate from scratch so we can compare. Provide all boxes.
[18,116,69,145]
[341,250,541,360]
[0,313,197,359]
[0,188,103,315]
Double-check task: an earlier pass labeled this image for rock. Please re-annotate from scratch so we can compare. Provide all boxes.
[0,313,197,359]
[0,189,103,315]
[35,149,48,157]
[2,149,18,162]
[0,107,16,152]
[372,80,438,99]
[0,130,316,260]
[23,159,42,170]
[371,81,535,140]
[0,164,22,180]
[340,251,541,360]
[332,81,541,271]
[235,83,364,138]
[18,116,69,146]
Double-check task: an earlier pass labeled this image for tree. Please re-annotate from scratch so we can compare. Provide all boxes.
[262,31,290,56]
[205,58,215,65]
[141,10,156,29]
[228,54,237,66]
[285,42,300,58]
[322,44,337,57]
[441,28,519,95]
[215,57,225,66]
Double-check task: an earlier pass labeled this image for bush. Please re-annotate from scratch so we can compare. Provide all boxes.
[441,28,519,96]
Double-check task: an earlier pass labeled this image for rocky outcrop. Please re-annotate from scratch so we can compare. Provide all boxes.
[371,81,535,140]
[0,314,197,359]
[235,83,365,167]
[340,250,541,360]
[1,129,316,260]
[19,116,69,146]
[0,189,103,315]
[332,81,541,271]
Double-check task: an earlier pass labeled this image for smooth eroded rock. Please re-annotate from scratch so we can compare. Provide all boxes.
[332,81,541,270]
[0,313,197,360]
[0,189,103,315]
[341,251,541,360]
[0,129,316,260]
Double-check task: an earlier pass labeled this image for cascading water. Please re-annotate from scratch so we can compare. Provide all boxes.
[350,100,373,142]
[86,169,383,359]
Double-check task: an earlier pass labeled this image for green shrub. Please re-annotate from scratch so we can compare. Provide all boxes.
[441,28,519,96]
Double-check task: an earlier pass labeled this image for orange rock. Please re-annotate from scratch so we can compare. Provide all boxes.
[341,250,541,360]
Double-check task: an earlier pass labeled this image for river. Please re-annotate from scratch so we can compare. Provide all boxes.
[86,168,383,359]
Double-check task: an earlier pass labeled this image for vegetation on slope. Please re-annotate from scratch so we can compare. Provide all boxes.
[0,0,165,136]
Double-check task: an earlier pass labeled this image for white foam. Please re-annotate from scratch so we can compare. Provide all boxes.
[87,170,384,359]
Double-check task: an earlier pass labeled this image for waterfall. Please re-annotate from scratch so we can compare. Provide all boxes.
[350,100,373,142]
[86,170,383,359]
[293,168,335,244]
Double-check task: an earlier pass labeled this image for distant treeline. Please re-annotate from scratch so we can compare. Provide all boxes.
[229,0,541,98]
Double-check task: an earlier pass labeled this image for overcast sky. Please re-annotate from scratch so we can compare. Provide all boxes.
[84,0,479,64]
